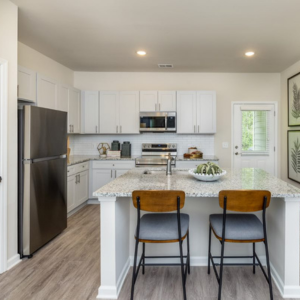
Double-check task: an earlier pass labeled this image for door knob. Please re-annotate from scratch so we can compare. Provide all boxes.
[235,152,239,155]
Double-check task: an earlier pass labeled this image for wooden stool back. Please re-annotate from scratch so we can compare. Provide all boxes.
[132,190,185,212]
[219,190,271,212]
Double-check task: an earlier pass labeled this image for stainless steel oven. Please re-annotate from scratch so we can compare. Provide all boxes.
[139,112,176,132]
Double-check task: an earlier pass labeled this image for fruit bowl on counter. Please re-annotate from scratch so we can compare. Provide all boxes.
[189,162,226,182]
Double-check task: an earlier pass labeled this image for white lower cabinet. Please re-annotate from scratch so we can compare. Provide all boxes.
[67,162,89,213]
[176,160,219,169]
[90,161,135,199]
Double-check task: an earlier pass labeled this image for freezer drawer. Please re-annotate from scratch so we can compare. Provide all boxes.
[21,157,67,255]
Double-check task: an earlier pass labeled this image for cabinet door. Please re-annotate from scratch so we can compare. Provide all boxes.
[18,66,36,103]
[196,91,216,133]
[68,88,81,133]
[119,91,139,134]
[92,169,113,195]
[57,84,69,112]
[67,174,76,213]
[176,91,197,134]
[99,91,119,134]
[115,169,129,178]
[158,91,176,111]
[82,91,99,134]
[37,74,58,109]
[140,91,158,112]
[75,171,89,206]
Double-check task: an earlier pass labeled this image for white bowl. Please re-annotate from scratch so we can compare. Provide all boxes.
[188,168,227,182]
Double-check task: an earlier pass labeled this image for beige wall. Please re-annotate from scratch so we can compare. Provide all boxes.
[280,60,300,188]
[0,0,18,265]
[74,72,281,169]
[18,42,74,86]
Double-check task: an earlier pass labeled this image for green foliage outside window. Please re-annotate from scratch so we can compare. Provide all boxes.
[242,111,254,151]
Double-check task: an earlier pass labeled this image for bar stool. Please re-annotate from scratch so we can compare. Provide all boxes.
[131,190,190,300]
[208,190,273,300]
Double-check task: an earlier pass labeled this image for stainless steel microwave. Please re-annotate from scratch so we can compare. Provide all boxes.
[139,112,176,132]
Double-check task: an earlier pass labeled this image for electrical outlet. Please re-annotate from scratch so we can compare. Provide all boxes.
[222,142,229,149]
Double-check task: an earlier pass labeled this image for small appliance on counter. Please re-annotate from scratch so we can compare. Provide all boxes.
[111,140,120,151]
[184,147,203,159]
[135,143,177,167]
[107,150,121,158]
[97,142,110,157]
[121,141,131,158]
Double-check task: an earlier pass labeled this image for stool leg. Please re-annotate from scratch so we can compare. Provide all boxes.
[218,240,225,300]
[208,225,211,274]
[253,243,256,274]
[187,231,190,275]
[264,240,273,300]
[142,243,145,275]
[179,240,187,300]
[130,239,139,300]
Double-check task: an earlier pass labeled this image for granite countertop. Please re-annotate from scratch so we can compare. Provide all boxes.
[93,167,300,198]
[176,155,219,161]
[68,155,219,166]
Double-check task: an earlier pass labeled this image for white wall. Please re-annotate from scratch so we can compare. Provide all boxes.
[280,60,300,188]
[0,0,18,267]
[18,42,74,86]
[74,72,281,169]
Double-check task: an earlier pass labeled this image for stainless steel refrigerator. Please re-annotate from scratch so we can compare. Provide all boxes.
[18,105,67,258]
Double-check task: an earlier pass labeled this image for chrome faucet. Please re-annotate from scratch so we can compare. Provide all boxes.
[166,153,174,175]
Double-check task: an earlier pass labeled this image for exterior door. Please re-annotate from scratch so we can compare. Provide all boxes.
[119,91,139,134]
[233,103,276,175]
[177,91,197,134]
[140,91,158,112]
[99,91,119,133]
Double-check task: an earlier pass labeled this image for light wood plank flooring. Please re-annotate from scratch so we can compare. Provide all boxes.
[0,205,296,300]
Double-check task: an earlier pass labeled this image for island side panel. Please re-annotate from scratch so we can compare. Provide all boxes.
[97,196,130,299]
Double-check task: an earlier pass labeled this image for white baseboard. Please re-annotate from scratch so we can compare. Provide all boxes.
[7,254,21,270]
[87,199,100,205]
[116,258,130,295]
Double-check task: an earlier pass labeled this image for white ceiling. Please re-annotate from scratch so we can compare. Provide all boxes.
[12,0,300,72]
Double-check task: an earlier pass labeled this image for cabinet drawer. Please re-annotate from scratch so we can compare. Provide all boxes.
[67,166,76,177]
[74,162,89,173]
[176,160,218,169]
[92,161,135,169]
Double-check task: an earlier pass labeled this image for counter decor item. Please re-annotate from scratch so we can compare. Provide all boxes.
[188,147,197,154]
[121,141,131,158]
[111,140,120,151]
[288,72,300,126]
[288,130,300,183]
[184,150,203,159]
[189,162,226,181]
[97,143,110,157]
[107,150,121,158]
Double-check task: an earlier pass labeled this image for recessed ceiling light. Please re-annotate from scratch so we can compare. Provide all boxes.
[137,50,146,56]
[245,51,255,57]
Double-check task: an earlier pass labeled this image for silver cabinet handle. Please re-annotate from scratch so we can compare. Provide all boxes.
[69,125,71,132]
[111,170,112,178]
[198,125,200,133]
[78,174,80,183]
[115,170,116,178]
[95,126,98,133]
[75,175,78,184]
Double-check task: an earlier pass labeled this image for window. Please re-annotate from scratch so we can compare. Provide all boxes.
[241,110,269,154]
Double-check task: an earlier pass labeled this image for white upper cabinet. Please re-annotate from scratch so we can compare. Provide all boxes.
[82,91,99,134]
[57,84,69,112]
[158,91,176,111]
[68,88,81,133]
[177,91,216,134]
[37,74,58,109]
[177,91,197,134]
[18,66,36,103]
[140,91,158,112]
[197,91,216,133]
[99,91,119,134]
[119,91,139,134]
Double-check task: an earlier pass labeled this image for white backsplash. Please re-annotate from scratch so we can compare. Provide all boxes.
[69,133,214,156]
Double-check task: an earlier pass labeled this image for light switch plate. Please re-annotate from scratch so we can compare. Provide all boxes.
[222,142,229,149]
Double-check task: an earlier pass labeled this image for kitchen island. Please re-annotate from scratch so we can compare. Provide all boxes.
[94,168,300,299]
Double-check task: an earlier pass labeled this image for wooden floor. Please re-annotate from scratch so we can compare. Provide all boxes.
[0,204,296,300]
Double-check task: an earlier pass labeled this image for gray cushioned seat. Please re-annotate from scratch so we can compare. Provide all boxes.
[210,214,264,241]
[136,213,189,241]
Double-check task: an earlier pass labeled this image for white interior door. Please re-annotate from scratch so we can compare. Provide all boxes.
[233,103,276,175]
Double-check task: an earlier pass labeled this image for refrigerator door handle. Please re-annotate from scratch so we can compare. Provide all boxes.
[31,155,66,163]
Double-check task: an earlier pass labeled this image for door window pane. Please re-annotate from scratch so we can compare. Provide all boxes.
[242,111,269,154]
